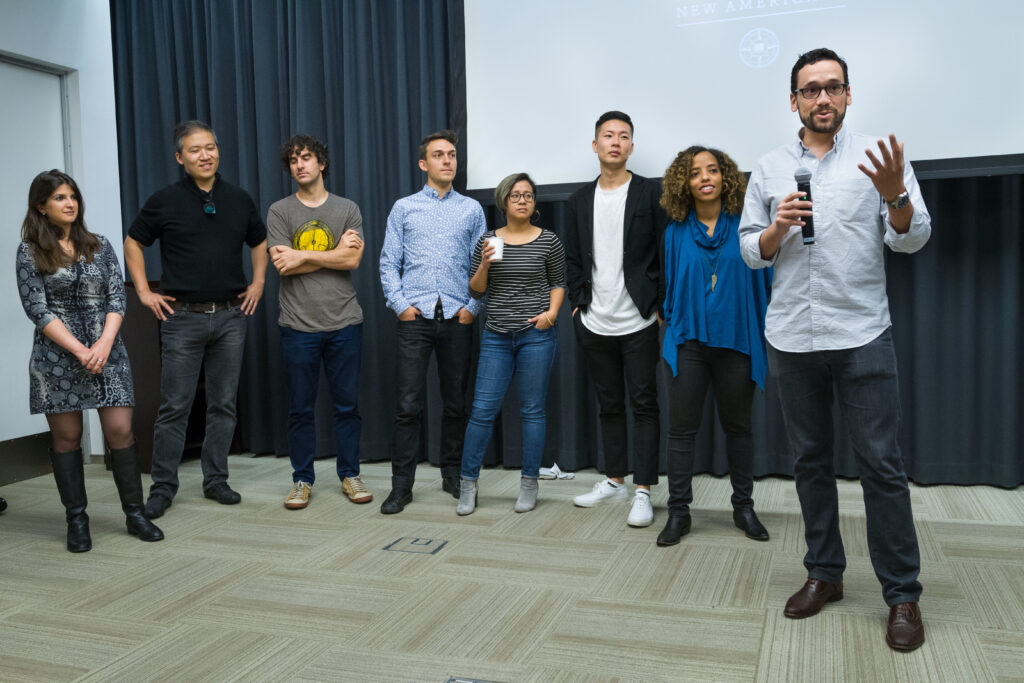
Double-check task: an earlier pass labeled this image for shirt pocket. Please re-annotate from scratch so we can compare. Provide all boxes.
[833,172,880,225]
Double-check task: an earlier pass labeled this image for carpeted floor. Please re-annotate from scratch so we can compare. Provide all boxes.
[0,456,1021,682]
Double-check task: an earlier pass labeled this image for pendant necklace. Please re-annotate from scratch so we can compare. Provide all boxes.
[700,246,721,292]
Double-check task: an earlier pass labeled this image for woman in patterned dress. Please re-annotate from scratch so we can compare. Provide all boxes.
[17,169,163,551]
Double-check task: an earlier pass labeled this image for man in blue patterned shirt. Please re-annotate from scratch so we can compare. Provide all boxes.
[378,129,487,514]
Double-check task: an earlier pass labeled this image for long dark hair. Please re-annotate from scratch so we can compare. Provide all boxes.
[21,170,99,274]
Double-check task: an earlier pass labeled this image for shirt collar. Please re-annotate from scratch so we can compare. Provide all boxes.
[795,125,849,156]
[420,184,458,201]
[182,172,221,197]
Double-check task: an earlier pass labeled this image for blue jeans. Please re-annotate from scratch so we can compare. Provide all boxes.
[150,307,247,500]
[280,324,362,484]
[768,328,922,605]
[461,326,558,480]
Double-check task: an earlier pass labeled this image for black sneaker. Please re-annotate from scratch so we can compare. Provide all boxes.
[380,488,412,514]
[203,482,241,505]
[144,494,172,519]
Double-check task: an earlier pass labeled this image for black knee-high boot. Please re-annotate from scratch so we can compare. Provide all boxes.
[109,444,164,542]
[50,449,91,552]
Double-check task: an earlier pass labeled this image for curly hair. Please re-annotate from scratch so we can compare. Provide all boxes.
[21,169,99,275]
[281,134,330,178]
[660,146,746,222]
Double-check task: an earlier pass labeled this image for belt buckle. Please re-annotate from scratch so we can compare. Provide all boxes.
[204,302,218,314]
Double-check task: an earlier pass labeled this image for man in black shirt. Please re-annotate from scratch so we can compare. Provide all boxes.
[124,120,267,519]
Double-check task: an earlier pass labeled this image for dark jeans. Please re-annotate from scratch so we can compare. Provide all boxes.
[573,314,660,486]
[390,313,473,489]
[461,326,558,480]
[666,341,755,515]
[150,307,247,500]
[768,328,922,606]
[280,324,362,485]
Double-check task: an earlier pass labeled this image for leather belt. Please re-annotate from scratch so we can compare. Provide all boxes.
[171,300,236,313]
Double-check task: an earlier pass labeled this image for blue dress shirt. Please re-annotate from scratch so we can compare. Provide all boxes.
[379,185,488,318]
[738,127,931,352]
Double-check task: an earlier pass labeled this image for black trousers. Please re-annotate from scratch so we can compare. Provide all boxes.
[768,329,922,605]
[666,341,755,515]
[390,310,473,489]
[573,314,660,486]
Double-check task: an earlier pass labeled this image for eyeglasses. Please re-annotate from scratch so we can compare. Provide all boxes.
[509,192,536,203]
[792,83,848,100]
[202,198,216,215]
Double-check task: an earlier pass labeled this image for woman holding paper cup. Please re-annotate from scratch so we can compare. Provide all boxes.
[656,146,772,546]
[456,173,565,515]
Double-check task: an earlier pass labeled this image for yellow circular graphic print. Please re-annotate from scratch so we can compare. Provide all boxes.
[293,219,335,251]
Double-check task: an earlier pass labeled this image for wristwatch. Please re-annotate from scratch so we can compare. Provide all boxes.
[888,191,910,210]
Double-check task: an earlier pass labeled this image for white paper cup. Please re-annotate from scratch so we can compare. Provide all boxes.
[486,236,504,262]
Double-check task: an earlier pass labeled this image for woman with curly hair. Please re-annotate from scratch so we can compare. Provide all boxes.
[17,170,163,552]
[656,146,771,547]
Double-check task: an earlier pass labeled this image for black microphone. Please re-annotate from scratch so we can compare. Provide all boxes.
[794,167,815,245]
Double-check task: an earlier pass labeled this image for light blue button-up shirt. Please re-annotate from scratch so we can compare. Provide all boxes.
[739,127,931,352]
[379,185,488,318]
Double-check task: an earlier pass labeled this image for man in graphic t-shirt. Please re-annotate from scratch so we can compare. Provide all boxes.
[563,111,668,528]
[267,134,371,510]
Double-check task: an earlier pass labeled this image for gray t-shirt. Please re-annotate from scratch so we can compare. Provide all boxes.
[267,193,363,332]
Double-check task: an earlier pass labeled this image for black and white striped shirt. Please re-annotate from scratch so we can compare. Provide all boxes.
[470,229,566,333]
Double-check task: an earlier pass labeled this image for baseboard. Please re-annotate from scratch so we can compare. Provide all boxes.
[0,432,52,486]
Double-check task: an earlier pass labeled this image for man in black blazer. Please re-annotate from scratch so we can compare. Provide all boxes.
[565,111,668,528]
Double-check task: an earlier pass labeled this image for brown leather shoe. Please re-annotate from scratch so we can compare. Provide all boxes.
[783,579,843,619]
[886,602,924,651]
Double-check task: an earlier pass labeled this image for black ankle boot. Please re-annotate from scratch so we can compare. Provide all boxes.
[733,507,769,541]
[109,444,164,542]
[50,449,91,552]
[656,514,691,547]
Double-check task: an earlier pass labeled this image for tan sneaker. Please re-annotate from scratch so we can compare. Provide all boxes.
[342,476,372,504]
[284,481,311,509]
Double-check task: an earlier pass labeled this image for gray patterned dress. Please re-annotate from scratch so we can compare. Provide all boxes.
[16,236,134,414]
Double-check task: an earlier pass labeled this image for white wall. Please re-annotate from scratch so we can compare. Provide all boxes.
[0,0,122,455]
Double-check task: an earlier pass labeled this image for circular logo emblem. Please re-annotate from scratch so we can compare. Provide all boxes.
[293,219,335,251]
[739,28,780,69]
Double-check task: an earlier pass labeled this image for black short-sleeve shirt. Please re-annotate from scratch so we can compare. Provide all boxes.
[128,174,266,301]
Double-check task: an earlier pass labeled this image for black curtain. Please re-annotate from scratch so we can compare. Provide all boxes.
[111,1,1023,487]
[112,0,467,467]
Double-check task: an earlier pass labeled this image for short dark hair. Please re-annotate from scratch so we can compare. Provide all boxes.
[494,172,538,214]
[280,134,330,178]
[595,111,633,137]
[174,120,218,153]
[418,129,458,160]
[790,48,849,92]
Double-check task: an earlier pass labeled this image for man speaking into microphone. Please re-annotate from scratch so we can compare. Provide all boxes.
[738,47,931,651]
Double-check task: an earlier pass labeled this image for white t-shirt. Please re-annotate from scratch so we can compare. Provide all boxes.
[581,176,657,335]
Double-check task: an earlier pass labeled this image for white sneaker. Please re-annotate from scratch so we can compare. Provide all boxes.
[627,492,654,527]
[573,479,628,507]
[538,463,575,480]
